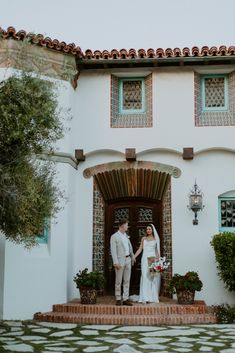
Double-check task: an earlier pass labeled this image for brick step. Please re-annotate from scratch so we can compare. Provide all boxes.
[35,311,216,325]
[52,303,208,315]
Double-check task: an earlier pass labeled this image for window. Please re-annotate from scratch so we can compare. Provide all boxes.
[219,197,235,232]
[195,72,235,126]
[36,220,50,244]
[111,74,152,128]
[119,78,145,114]
[202,75,228,112]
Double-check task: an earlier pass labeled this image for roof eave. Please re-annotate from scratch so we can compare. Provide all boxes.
[76,56,235,70]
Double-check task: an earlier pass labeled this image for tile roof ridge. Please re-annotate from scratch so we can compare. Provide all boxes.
[0,26,83,58]
[1,26,235,61]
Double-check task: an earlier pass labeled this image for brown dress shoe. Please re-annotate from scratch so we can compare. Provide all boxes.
[116,300,122,306]
[122,300,133,306]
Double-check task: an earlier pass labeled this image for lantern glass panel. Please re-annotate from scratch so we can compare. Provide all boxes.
[190,194,202,210]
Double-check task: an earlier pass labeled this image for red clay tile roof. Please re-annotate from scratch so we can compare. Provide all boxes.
[1,26,235,61]
[0,26,83,57]
[83,45,235,59]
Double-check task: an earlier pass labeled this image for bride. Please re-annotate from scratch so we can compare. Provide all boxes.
[134,224,161,303]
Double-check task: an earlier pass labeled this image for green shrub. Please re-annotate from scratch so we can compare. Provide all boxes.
[212,304,235,324]
[211,232,235,291]
[73,268,105,290]
[168,271,203,294]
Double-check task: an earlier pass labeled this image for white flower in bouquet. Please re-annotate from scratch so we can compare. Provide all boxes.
[149,256,170,273]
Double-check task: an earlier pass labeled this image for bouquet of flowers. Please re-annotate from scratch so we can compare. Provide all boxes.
[148,256,170,275]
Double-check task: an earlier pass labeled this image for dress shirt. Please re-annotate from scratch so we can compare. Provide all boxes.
[119,231,130,256]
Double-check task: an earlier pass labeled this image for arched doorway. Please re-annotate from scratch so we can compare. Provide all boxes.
[84,160,181,297]
[106,198,162,294]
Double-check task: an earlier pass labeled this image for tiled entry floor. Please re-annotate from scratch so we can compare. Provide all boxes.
[0,320,234,353]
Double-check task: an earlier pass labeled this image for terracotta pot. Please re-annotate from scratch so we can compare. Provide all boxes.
[176,289,195,305]
[80,287,97,304]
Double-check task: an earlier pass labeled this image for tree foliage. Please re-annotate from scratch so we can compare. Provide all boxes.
[211,232,235,291]
[0,72,66,247]
[0,73,63,160]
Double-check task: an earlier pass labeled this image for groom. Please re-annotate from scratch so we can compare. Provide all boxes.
[110,219,135,306]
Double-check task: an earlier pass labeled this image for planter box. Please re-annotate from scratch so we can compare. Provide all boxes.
[80,288,97,304]
[176,289,195,305]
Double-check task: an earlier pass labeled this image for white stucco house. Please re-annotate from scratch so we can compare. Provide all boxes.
[0,26,235,320]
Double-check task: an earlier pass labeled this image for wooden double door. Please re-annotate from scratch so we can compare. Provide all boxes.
[105,198,162,294]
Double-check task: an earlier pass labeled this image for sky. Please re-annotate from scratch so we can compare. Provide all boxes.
[0,0,235,51]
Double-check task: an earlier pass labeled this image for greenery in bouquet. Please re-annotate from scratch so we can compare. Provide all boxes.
[148,256,170,273]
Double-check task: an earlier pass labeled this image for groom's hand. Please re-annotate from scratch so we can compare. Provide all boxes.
[114,264,121,270]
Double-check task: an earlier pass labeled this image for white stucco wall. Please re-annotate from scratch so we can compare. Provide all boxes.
[69,68,235,154]
[167,151,235,306]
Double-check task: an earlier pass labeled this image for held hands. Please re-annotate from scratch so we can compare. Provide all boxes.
[114,264,121,270]
[132,255,136,265]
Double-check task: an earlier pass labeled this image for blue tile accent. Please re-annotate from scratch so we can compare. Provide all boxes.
[201,74,229,112]
[218,197,235,232]
[36,220,50,244]
[119,77,145,114]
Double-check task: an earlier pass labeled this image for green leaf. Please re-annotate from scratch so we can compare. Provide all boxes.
[211,232,235,291]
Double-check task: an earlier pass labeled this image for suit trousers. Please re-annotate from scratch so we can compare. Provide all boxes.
[115,256,131,301]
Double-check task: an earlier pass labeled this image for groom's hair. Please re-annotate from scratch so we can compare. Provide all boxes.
[118,219,128,227]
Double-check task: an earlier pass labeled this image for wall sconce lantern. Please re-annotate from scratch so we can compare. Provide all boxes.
[188,181,204,225]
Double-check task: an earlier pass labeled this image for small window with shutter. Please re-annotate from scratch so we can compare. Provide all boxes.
[119,78,145,114]
[219,197,235,232]
[202,75,228,111]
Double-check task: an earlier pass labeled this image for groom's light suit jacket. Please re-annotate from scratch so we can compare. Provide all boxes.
[110,231,135,267]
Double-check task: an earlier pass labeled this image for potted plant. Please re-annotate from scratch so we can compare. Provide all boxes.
[73,268,105,304]
[168,271,203,304]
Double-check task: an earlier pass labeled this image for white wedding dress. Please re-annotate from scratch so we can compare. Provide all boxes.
[138,239,160,303]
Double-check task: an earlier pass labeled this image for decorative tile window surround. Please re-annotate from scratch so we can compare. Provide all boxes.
[195,71,235,126]
[36,220,50,244]
[111,74,152,128]
[218,197,235,232]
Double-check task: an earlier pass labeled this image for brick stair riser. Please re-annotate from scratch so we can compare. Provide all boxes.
[35,313,216,325]
[52,304,207,315]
